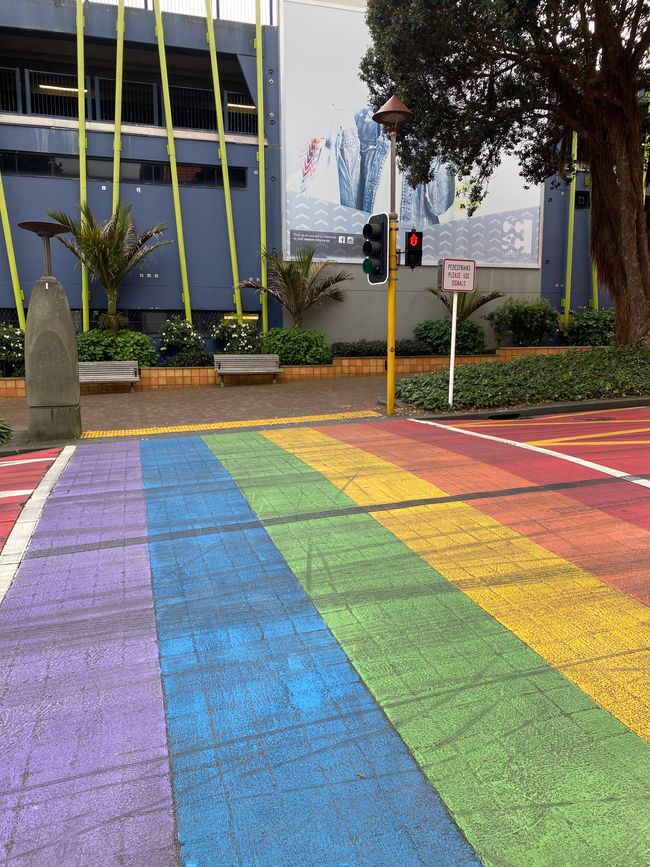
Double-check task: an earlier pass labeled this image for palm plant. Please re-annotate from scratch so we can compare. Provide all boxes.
[243,247,351,328]
[426,286,504,321]
[48,203,170,332]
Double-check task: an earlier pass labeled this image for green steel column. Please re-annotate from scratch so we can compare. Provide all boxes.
[562,131,578,329]
[205,0,242,322]
[591,260,599,310]
[255,0,268,334]
[76,0,90,331]
[153,0,192,323]
[112,0,126,214]
[0,171,26,329]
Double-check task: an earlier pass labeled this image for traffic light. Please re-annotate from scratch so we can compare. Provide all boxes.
[362,213,388,284]
[405,230,423,269]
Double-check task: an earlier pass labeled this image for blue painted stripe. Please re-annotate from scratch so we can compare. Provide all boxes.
[141,437,480,866]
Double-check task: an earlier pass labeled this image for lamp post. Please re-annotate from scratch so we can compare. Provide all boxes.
[372,95,413,416]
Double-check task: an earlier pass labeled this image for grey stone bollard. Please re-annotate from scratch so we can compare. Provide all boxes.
[25,276,81,441]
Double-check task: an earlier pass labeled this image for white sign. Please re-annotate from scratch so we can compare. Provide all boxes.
[442,258,477,293]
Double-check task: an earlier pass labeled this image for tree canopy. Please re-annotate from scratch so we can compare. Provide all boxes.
[361,0,650,343]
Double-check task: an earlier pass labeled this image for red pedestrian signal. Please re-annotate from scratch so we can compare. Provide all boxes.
[405,230,423,268]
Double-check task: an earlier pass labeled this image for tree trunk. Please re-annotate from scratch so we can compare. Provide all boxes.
[106,289,118,317]
[587,97,650,345]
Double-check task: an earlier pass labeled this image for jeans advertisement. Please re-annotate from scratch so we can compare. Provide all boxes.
[283,1,541,268]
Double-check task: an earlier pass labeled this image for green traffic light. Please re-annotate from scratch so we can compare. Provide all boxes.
[362,258,373,274]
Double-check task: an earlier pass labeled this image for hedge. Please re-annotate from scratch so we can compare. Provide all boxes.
[395,347,650,412]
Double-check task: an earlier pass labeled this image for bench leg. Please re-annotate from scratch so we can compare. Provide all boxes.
[273,374,278,384]
[130,383,135,393]
[219,374,225,387]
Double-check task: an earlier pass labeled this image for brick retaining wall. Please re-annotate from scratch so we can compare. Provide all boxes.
[0,346,586,397]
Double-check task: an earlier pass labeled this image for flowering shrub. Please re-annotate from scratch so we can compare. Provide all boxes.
[0,325,25,376]
[212,320,262,354]
[160,315,206,355]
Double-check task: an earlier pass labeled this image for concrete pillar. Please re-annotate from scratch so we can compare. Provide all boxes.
[25,277,81,441]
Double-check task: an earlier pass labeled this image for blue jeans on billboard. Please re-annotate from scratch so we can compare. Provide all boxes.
[336,108,454,225]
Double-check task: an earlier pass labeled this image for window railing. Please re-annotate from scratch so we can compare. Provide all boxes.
[84,0,277,26]
[0,67,20,113]
[225,91,256,136]
[2,67,257,136]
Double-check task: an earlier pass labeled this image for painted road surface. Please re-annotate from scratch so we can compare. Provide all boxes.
[0,415,648,866]
[0,450,60,552]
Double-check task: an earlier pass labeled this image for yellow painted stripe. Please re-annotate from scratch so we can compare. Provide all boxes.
[531,425,650,445]
[533,440,650,447]
[265,427,650,741]
[80,410,380,439]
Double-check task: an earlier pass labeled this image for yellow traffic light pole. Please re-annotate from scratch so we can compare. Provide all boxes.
[386,128,398,416]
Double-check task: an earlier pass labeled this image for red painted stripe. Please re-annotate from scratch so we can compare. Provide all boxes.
[0,449,60,553]
[386,420,650,533]
[322,421,649,604]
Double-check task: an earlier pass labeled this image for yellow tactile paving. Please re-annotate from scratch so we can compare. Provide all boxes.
[80,410,380,438]
[266,427,650,741]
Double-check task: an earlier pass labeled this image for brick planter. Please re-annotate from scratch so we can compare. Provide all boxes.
[0,346,587,397]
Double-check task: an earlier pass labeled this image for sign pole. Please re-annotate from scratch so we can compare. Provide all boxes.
[386,128,398,417]
[448,291,458,406]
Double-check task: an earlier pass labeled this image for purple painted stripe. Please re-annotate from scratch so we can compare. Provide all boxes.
[0,443,178,866]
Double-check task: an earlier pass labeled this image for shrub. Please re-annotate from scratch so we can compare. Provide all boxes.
[330,338,431,357]
[76,329,157,367]
[112,331,158,367]
[160,315,205,354]
[565,307,615,346]
[76,329,114,361]
[413,319,487,355]
[395,347,650,411]
[212,320,262,354]
[486,298,558,346]
[0,418,11,444]
[263,327,330,365]
[0,325,25,377]
[164,351,214,368]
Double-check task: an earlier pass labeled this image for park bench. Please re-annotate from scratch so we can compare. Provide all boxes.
[78,361,140,392]
[214,354,282,386]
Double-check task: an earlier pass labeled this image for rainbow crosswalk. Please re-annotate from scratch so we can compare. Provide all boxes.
[1,420,648,865]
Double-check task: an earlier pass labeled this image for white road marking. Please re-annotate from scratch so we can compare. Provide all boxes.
[408,419,650,490]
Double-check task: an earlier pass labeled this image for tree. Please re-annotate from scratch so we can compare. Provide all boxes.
[361,1,650,344]
[242,247,351,327]
[48,203,170,332]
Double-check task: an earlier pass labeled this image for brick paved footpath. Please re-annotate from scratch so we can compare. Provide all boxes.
[0,377,387,435]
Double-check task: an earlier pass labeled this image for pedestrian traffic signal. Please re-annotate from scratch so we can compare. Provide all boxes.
[362,213,388,285]
[405,230,423,269]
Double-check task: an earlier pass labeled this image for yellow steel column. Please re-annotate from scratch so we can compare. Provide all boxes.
[153,0,193,323]
[76,0,90,330]
[205,0,243,321]
[255,0,268,333]
[0,171,25,329]
[562,131,578,329]
[112,0,126,214]
[386,211,398,416]
[591,260,599,310]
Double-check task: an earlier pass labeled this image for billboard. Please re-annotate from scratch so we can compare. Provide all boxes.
[282,0,541,267]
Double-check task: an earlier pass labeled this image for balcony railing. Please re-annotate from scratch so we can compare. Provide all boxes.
[85,0,276,26]
[3,66,257,136]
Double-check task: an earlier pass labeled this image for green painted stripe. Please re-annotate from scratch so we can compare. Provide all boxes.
[204,432,650,867]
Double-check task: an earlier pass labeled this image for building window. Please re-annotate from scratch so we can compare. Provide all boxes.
[0,151,247,189]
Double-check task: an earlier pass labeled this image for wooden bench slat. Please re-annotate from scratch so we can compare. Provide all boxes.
[79,361,140,388]
[213,354,282,386]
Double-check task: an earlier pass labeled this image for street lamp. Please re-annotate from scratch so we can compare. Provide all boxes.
[372,95,413,416]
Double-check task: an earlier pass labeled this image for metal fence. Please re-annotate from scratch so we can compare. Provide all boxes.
[0,67,20,113]
[85,0,277,25]
[2,67,256,135]
[225,91,257,136]
[28,70,82,119]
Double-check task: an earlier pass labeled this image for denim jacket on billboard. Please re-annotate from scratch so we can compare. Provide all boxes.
[336,107,455,225]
